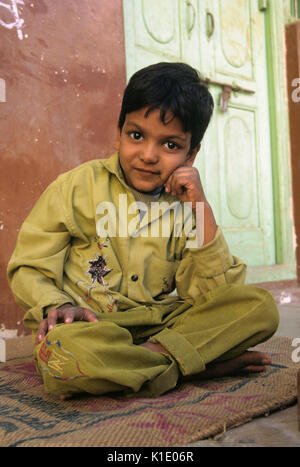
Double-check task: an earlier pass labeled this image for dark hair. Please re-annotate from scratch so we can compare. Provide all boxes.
[118,62,214,152]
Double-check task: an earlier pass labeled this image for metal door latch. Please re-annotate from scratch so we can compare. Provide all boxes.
[220,85,232,113]
[201,77,256,113]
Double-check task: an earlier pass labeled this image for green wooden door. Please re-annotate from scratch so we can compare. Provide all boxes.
[123,0,275,271]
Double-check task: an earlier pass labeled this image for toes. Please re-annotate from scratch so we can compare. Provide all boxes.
[59,392,73,401]
[244,351,271,366]
[241,365,267,373]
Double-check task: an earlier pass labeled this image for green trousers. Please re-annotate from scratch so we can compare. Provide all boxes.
[34,284,279,397]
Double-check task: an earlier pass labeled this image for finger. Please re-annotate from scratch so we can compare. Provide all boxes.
[82,308,99,322]
[164,173,174,193]
[167,174,181,197]
[47,308,59,332]
[36,319,49,344]
[168,174,188,197]
[164,168,190,194]
[62,307,89,323]
[63,309,76,324]
[58,307,98,323]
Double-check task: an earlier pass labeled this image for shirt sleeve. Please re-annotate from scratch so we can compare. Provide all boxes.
[7,180,76,330]
[175,226,247,304]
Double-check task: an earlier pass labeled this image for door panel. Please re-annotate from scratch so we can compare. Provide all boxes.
[217,0,253,78]
[135,0,181,57]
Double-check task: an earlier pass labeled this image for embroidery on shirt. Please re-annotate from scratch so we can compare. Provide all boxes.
[38,338,89,381]
[94,237,109,251]
[38,341,52,365]
[47,350,69,376]
[161,276,171,294]
[87,254,112,285]
[105,294,118,313]
[75,236,116,312]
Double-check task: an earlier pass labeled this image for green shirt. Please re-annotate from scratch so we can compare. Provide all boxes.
[7,152,246,330]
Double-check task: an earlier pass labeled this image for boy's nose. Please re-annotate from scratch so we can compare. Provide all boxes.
[140,144,158,164]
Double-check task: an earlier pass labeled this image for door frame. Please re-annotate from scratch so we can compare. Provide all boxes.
[121,0,296,283]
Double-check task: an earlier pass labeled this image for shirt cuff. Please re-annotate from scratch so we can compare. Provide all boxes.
[23,293,76,329]
[189,226,234,277]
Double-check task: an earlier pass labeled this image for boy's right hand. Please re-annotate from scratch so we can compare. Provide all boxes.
[35,303,99,344]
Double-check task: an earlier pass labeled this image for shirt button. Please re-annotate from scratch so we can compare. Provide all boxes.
[131,274,139,282]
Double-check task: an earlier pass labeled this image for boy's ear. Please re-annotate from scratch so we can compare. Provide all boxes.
[113,126,121,152]
[185,144,201,167]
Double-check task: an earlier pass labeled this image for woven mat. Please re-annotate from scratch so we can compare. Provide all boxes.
[0,336,299,447]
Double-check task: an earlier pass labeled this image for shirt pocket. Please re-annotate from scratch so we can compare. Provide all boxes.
[144,255,179,299]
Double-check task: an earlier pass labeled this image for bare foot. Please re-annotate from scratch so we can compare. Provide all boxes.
[140,341,171,354]
[181,351,271,382]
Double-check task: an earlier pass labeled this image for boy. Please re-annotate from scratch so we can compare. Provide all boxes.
[7,62,279,399]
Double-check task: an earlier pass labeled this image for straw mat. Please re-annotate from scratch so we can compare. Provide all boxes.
[0,335,299,447]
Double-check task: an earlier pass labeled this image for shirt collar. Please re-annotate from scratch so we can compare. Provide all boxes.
[100,152,172,200]
[100,152,124,182]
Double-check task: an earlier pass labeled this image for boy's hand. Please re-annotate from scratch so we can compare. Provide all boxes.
[165,166,218,245]
[164,167,206,209]
[35,303,98,344]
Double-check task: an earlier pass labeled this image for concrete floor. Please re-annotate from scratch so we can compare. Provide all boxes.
[188,284,300,447]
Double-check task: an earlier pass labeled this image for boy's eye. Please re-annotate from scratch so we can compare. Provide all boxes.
[130,131,143,141]
[165,141,179,150]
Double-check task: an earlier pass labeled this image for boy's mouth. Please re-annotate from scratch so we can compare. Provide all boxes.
[134,167,160,175]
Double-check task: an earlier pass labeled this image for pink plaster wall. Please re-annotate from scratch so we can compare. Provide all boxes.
[0,0,126,334]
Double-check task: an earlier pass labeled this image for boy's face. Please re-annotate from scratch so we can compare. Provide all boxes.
[115,107,200,193]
